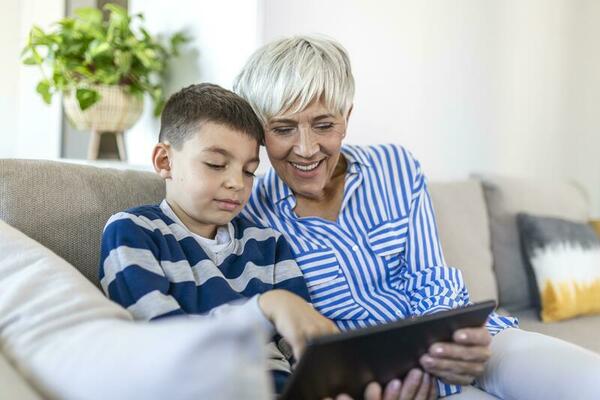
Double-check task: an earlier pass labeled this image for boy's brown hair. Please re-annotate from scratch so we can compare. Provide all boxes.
[159,83,264,149]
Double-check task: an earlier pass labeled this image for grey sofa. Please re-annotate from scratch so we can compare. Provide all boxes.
[1,159,599,398]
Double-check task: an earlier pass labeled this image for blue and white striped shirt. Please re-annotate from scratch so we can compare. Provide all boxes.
[100,200,309,319]
[242,144,518,397]
[99,200,310,381]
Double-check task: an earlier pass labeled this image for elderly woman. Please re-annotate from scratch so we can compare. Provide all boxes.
[234,36,600,400]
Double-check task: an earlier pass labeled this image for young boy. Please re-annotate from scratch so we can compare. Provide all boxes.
[99,83,337,393]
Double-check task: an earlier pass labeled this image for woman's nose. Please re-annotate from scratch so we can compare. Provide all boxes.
[294,126,319,158]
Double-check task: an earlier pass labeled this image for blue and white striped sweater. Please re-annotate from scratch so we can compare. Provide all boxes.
[242,144,519,397]
[99,201,310,321]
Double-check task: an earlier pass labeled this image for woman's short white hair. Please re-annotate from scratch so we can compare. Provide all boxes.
[233,35,355,126]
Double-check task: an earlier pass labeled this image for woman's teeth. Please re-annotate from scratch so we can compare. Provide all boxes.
[291,161,320,171]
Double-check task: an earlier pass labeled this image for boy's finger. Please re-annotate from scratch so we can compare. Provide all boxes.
[364,381,382,400]
[382,379,401,400]
[414,372,431,400]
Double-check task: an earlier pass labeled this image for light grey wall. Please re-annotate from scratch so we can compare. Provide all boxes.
[259,0,600,214]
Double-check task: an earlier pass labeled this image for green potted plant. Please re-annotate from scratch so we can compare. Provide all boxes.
[21,4,187,137]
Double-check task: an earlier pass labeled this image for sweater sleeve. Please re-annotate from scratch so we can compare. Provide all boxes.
[99,212,185,321]
[272,233,311,303]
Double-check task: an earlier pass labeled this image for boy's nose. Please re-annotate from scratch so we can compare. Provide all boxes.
[224,171,244,191]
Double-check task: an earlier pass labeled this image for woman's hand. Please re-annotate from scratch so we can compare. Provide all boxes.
[325,369,437,400]
[419,326,492,385]
[258,289,339,359]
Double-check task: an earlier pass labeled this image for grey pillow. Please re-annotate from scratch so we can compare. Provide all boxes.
[481,180,538,311]
[518,213,600,256]
[478,176,589,312]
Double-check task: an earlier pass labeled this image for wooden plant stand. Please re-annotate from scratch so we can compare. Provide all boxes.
[87,130,127,161]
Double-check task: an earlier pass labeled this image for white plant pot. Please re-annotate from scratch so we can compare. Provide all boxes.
[63,85,144,132]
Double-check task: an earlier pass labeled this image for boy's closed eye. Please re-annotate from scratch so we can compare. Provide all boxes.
[204,162,225,170]
[204,162,257,178]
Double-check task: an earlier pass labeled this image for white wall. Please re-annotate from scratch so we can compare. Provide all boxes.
[10,0,64,159]
[0,0,21,158]
[0,0,63,160]
[260,0,600,213]
[562,1,600,217]
[127,0,260,166]
[6,1,598,212]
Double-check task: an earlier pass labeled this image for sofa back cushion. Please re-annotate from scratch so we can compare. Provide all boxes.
[0,160,164,286]
[479,175,589,312]
[429,180,498,303]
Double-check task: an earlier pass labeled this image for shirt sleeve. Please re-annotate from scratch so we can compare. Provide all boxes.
[401,157,471,317]
[99,213,185,321]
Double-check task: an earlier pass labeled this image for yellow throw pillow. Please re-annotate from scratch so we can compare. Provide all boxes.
[517,213,600,322]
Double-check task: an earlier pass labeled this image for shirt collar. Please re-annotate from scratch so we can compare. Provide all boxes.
[263,145,371,205]
[160,199,233,245]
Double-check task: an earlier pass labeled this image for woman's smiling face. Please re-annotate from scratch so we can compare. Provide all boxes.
[264,101,349,200]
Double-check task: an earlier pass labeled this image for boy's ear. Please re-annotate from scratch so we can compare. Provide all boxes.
[152,142,172,179]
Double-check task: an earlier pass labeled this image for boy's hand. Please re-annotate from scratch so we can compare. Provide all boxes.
[258,289,339,360]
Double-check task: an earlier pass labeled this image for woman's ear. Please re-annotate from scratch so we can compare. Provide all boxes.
[346,104,353,123]
[152,142,172,179]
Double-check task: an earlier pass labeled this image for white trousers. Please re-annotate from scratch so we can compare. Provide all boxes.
[445,328,600,400]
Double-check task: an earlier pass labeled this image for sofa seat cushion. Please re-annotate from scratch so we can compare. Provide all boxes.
[0,159,165,286]
[429,180,497,303]
[513,308,600,353]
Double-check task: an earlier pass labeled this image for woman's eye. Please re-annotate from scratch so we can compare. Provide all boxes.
[244,170,256,177]
[271,127,295,135]
[205,162,225,170]
[314,123,334,131]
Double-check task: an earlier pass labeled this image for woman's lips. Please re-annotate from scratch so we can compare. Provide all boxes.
[289,159,323,178]
[214,199,240,211]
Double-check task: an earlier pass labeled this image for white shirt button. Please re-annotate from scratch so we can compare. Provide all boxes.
[352,245,359,251]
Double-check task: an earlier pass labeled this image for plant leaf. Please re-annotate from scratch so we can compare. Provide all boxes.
[36,80,53,104]
[75,7,102,25]
[75,87,101,110]
[88,40,111,58]
[22,53,41,65]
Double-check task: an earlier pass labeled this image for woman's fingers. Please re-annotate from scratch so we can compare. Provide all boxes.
[427,376,438,400]
[427,342,491,363]
[421,354,485,379]
[398,369,422,400]
[414,373,436,400]
[422,368,474,386]
[453,327,492,346]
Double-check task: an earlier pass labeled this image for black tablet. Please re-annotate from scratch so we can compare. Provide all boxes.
[280,300,496,400]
